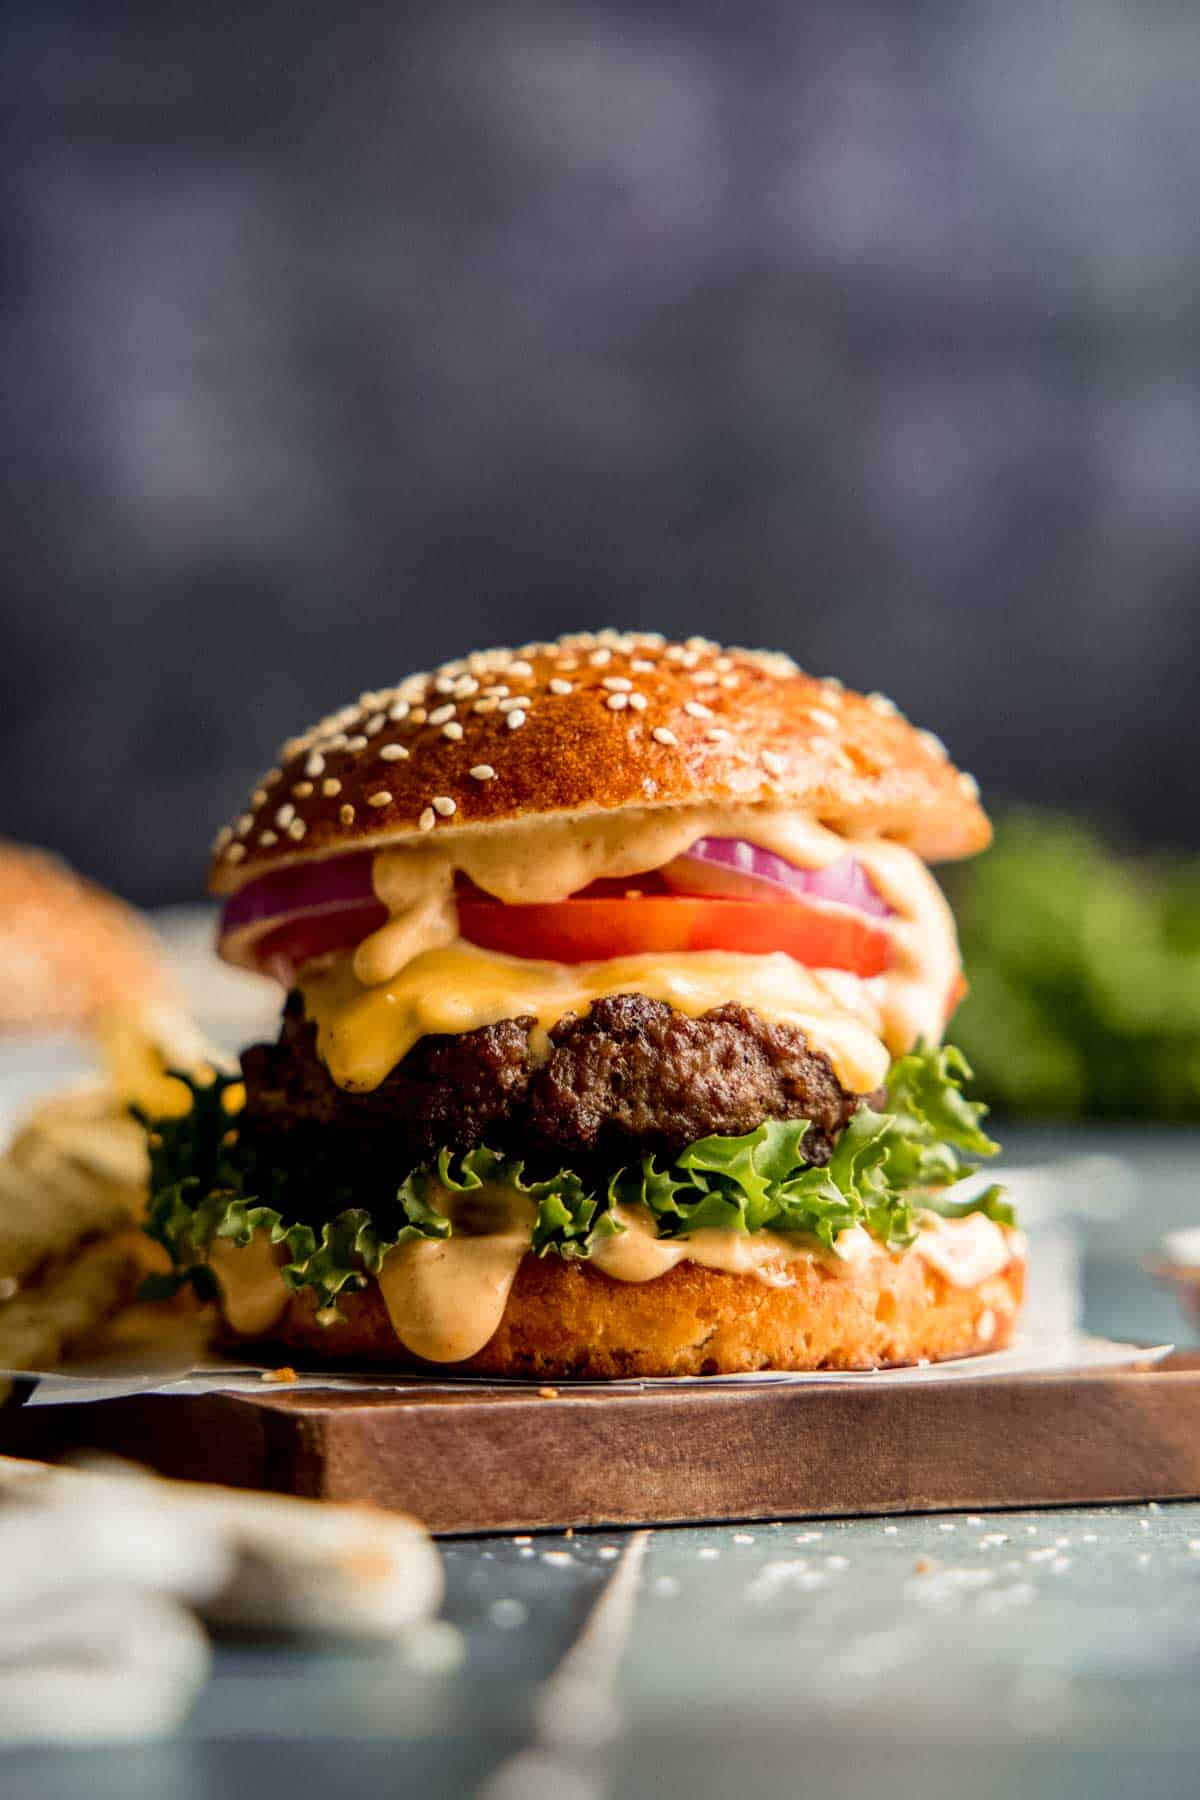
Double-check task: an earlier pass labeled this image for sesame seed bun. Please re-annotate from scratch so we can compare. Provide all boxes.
[0,841,177,1033]
[210,631,989,894]
[223,1234,1026,1378]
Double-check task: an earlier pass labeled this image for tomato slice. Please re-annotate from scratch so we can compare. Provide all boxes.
[456,894,891,977]
[252,900,387,986]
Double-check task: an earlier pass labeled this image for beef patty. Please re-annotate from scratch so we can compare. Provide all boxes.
[240,990,874,1177]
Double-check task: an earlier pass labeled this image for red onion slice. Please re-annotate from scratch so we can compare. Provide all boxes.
[217,834,892,976]
[660,838,893,918]
[217,850,380,967]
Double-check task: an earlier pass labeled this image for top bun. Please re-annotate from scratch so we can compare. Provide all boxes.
[0,841,177,1032]
[211,631,989,895]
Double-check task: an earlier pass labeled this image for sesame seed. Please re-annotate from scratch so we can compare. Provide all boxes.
[304,753,325,777]
[470,764,496,781]
[275,803,295,827]
[960,772,981,799]
[628,691,647,711]
[548,678,573,696]
[867,692,898,716]
[419,807,436,831]
[292,781,314,798]
[684,700,713,719]
[454,677,480,698]
[707,728,731,743]
[339,803,356,825]
[379,743,409,762]
[821,677,844,693]
[365,713,386,735]
[429,703,456,726]
[259,830,278,846]
[808,707,840,731]
[606,692,629,711]
[236,813,254,835]
[434,676,456,695]
[762,751,786,775]
[346,735,368,752]
[506,709,527,729]
[601,676,633,692]
[631,659,656,673]
[652,726,678,746]
[367,790,392,808]
[507,660,534,679]
[251,789,268,807]
[918,729,948,759]
[388,701,410,722]
[482,685,510,699]
[409,708,427,726]
[225,842,246,863]
[213,826,235,850]
[714,656,734,672]
[442,721,464,740]
[720,673,740,688]
[474,698,499,714]
[263,768,282,786]
[588,649,612,667]
[433,795,456,816]
[287,819,307,841]
[558,658,579,672]
[322,778,342,796]
[498,695,531,712]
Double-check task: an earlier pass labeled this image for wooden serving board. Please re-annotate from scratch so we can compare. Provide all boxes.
[3,1354,1198,1534]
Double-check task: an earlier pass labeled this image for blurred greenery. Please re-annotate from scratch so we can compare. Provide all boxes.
[945,813,1200,1120]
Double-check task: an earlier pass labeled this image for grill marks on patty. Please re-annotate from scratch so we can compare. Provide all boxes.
[240,991,871,1176]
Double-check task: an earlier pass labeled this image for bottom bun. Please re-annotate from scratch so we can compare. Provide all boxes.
[229,1238,1026,1379]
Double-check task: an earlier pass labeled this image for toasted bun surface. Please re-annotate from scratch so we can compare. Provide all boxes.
[211,631,988,894]
[227,1243,1024,1379]
[0,841,176,1033]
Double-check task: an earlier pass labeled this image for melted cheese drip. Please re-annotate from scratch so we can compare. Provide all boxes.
[298,803,962,1097]
[301,943,891,1095]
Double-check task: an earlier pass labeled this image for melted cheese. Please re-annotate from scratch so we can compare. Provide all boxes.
[297,802,962,1097]
[300,942,891,1096]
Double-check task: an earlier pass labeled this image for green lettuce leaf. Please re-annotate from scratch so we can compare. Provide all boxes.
[142,1042,1005,1313]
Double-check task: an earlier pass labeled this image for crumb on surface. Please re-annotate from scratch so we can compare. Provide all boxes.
[260,1365,298,1384]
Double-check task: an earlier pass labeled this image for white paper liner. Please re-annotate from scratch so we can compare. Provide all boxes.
[1,1327,1172,1406]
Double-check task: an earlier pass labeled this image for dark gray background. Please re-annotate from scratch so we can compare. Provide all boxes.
[2,1,1197,904]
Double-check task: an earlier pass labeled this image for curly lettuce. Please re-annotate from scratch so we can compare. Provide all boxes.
[140,1044,1010,1314]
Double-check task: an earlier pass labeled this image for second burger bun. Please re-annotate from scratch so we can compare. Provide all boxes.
[0,840,177,1034]
[223,1238,1025,1379]
[211,631,989,893]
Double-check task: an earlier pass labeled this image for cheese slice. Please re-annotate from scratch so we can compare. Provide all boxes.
[298,941,892,1096]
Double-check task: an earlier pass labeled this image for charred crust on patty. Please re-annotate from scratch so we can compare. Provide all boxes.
[526,995,868,1165]
[239,991,875,1174]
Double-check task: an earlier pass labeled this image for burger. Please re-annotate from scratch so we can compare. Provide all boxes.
[144,631,1023,1377]
[0,840,177,1034]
